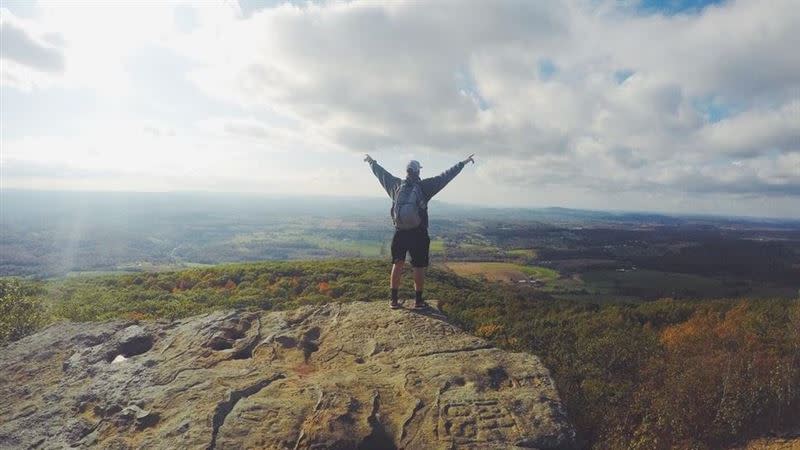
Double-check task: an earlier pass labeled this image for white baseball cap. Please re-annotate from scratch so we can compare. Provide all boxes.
[406,160,422,173]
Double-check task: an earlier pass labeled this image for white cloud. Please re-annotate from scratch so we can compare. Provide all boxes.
[2,2,230,94]
[167,0,799,202]
[697,101,800,158]
[0,8,65,89]
[0,9,64,73]
[2,0,798,216]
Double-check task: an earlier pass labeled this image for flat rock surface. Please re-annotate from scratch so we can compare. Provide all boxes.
[0,302,574,449]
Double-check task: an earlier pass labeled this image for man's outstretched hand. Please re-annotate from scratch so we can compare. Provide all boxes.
[364,154,375,164]
[463,154,475,165]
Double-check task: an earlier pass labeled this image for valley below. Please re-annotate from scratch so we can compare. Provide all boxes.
[2,191,799,449]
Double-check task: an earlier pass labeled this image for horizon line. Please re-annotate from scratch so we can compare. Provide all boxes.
[3,187,799,222]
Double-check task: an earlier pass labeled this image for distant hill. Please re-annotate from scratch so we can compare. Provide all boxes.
[3,189,798,228]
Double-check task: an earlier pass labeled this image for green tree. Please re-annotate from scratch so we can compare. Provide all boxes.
[0,279,48,344]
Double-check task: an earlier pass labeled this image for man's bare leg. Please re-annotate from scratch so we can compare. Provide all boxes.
[390,261,404,308]
[413,267,425,292]
[413,267,427,307]
[391,261,405,289]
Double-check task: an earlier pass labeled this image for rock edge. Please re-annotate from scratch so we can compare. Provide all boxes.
[0,302,575,449]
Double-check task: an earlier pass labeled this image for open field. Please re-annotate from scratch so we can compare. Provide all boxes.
[506,248,537,259]
[444,262,558,282]
[582,269,723,294]
[305,236,385,257]
[429,238,446,254]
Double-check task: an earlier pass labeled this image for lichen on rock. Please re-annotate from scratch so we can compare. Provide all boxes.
[0,302,575,449]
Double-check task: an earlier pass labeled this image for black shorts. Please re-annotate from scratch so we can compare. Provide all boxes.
[391,229,430,267]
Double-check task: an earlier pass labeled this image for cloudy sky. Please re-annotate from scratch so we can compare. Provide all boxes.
[1,0,798,217]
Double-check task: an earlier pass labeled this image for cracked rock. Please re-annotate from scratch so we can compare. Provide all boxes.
[0,302,574,449]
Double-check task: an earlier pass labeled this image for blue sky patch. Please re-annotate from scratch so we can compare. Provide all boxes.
[538,59,557,81]
[614,69,635,84]
[636,0,727,15]
[455,68,490,110]
[692,96,735,123]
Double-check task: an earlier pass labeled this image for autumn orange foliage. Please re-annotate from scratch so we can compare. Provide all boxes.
[606,301,800,449]
[476,323,504,338]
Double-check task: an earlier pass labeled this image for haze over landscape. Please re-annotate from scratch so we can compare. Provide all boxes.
[2,0,798,217]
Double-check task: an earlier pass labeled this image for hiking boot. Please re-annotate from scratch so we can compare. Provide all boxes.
[390,299,401,309]
[413,300,430,310]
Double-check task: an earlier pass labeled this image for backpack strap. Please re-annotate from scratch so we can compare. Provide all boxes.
[412,182,427,210]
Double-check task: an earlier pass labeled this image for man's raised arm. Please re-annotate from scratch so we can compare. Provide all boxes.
[364,154,401,198]
[420,154,475,199]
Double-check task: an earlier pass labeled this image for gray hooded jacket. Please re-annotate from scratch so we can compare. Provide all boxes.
[369,160,466,230]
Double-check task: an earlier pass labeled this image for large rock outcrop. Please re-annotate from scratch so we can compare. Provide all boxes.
[0,302,574,449]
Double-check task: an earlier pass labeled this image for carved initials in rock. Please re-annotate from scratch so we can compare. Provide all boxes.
[438,399,521,444]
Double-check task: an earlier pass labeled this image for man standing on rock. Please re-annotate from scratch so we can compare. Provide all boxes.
[364,153,475,309]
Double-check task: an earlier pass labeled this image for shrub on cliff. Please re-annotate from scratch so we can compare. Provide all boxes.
[0,279,48,345]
